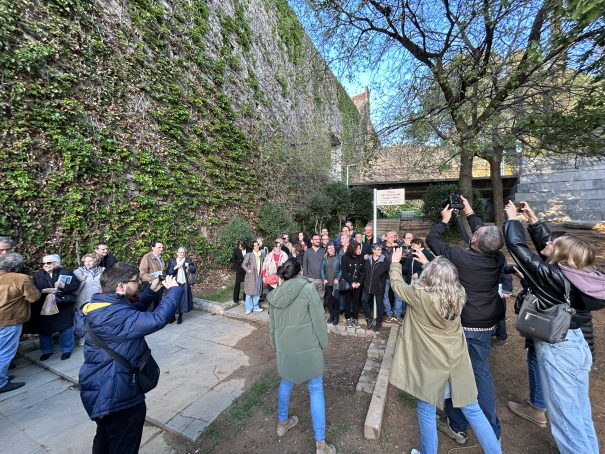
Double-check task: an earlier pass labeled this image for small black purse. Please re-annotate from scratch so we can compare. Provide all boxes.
[86,319,160,393]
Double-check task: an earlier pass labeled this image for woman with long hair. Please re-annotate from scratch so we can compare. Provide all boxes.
[504,201,605,454]
[266,258,336,454]
[298,231,311,251]
[389,248,502,454]
[290,242,305,268]
[340,241,365,329]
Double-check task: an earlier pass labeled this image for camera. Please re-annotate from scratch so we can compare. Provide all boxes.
[513,202,526,213]
[441,193,465,210]
[402,246,414,258]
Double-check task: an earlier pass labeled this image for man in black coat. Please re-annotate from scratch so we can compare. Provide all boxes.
[94,243,117,268]
[231,240,247,303]
[426,196,505,445]
[353,232,372,258]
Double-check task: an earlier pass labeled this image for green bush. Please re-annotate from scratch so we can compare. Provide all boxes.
[307,192,332,234]
[349,185,373,226]
[257,202,294,240]
[420,184,486,228]
[216,217,255,267]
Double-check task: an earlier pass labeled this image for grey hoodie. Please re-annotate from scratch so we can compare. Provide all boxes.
[559,264,605,300]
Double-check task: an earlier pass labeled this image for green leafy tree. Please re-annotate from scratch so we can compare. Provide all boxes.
[257,202,294,240]
[325,181,351,230]
[306,193,332,233]
[216,217,255,267]
[349,185,374,226]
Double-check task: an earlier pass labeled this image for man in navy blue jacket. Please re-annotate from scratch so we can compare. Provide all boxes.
[74,262,182,454]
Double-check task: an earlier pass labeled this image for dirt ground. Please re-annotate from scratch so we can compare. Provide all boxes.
[169,223,605,453]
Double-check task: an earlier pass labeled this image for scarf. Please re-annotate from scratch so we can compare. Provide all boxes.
[176,257,187,284]
[253,250,261,274]
[78,266,103,278]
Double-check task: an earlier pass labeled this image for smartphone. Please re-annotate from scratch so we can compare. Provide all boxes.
[513,202,525,212]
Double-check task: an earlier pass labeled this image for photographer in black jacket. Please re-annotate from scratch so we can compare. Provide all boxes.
[426,196,505,446]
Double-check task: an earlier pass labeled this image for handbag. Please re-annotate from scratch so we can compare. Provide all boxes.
[514,278,576,344]
[85,319,160,393]
[264,274,278,285]
[339,279,352,292]
[187,270,197,285]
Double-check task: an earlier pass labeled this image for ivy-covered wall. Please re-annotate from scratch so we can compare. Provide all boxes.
[0,0,363,267]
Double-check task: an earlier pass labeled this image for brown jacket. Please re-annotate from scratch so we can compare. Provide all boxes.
[0,271,41,326]
[388,262,477,410]
[139,252,164,283]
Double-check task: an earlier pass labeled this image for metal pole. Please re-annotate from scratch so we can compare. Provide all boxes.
[373,188,377,242]
[346,166,349,186]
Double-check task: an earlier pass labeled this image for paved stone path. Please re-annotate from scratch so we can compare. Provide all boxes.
[0,310,260,453]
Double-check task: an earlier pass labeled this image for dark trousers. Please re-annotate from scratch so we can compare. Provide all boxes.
[361,291,384,326]
[326,286,340,315]
[344,286,362,320]
[493,298,508,340]
[93,402,146,454]
[233,272,246,303]
[445,330,501,439]
[143,283,164,312]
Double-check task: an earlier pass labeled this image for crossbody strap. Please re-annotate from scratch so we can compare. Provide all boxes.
[563,277,571,305]
[85,319,134,373]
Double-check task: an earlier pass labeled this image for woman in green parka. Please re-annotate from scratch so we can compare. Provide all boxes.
[267,258,336,454]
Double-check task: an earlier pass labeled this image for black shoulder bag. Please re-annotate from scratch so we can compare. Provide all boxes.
[85,319,160,393]
[514,278,576,344]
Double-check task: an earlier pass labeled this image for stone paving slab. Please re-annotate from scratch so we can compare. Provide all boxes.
[22,309,257,442]
[221,302,270,323]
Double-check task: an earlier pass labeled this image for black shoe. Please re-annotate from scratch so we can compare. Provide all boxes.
[61,352,71,360]
[366,318,375,329]
[373,325,381,333]
[177,314,183,325]
[346,319,352,328]
[7,375,15,381]
[332,313,339,326]
[326,314,334,324]
[352,319,361,329]
[8,362,16,370]
[340,310,344,315]
[39,353,52,361]
[0,381,25,393]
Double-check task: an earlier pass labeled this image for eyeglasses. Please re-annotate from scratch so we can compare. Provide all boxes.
[42,261,56,265]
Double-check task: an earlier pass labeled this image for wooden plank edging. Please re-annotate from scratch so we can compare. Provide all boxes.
[364,324,399,440]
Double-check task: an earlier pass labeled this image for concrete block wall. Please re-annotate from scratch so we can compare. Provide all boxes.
[513,157,605,222]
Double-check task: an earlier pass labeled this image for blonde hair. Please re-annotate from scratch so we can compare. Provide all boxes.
[416,256,466,321]
[548,235,595,270]
[82,253,100,265]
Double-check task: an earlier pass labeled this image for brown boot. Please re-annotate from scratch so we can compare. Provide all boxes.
[277,415,298,436]
[508,401,547,428]
[316,440,336,454]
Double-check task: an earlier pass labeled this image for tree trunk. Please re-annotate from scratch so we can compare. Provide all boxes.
[458,143,474,236]
[485,154,504,227]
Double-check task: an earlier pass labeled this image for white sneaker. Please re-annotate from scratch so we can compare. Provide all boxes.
[245,311,251,315]
[252,308,263,312]
[78,337,85,346]
[411,450,421,454]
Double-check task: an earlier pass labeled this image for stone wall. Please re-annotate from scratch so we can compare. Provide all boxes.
[513,157,605,221]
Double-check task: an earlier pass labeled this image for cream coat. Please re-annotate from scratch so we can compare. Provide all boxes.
[388,262,477,410]
[262,251,289,288]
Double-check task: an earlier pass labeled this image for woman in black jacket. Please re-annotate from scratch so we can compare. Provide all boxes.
[31,254,80,361]
[503,201,605,454]
[361,243,390,332]
[340,242,365,329]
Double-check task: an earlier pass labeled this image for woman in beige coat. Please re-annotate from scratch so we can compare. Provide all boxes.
[241,240,263,315]
[389,248,501,454]
[262,242,289,293]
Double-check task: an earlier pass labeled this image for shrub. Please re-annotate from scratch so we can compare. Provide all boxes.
[349,185,373,226]
[216,217,255,267]
[325,181,351,229]
[421,184,486,228]
[307,192,332,233]
[257,202,294,240]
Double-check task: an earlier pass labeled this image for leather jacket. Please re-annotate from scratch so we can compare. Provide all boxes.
[503,219,603,331]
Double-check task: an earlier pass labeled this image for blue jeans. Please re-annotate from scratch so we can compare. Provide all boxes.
[534,329,598,454]
[278,375,325,442]
[0,325,22,388]
[445,330,500,439]
[245,277,261,312]
[383,278,403,316]
[527,347,545,409]
[417,382,502,454]
[39,326,74,354]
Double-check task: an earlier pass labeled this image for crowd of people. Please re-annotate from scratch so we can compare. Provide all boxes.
[1,193,604,454]
[255,197,605,454]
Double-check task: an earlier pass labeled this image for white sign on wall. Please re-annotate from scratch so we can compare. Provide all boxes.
[376,189,405,206]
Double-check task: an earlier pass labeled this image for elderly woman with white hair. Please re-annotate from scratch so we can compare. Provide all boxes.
[31,254,80,361]
[166,247,196,324]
